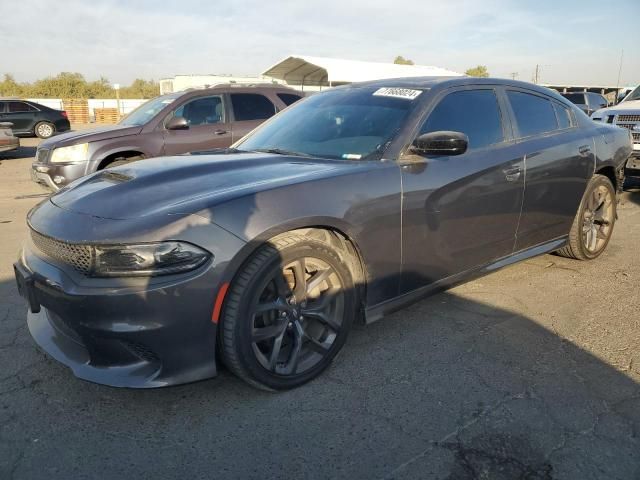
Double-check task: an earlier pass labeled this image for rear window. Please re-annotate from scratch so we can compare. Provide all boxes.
[563,93,586,105]
[230,94,276,121]
[277,93,302,106]
[507,91,558,138]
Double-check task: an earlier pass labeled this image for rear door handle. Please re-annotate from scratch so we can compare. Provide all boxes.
[214,129,228,135]
[578,145,591,156]
[503,166,521,182]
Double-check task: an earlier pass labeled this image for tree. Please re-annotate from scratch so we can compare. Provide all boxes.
[465,65,490,78]
[0,74,23,96]
[394,55,414,65]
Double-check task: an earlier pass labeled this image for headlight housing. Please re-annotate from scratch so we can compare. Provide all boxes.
[50,143,89,163]
[92,242,211,277]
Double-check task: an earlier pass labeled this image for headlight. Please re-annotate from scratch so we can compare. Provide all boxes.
[92,241,210,277]
[50,143,89,163]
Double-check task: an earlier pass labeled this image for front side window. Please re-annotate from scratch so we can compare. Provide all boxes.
[174,96,223,126]
[231,94,276,121]
[507,91,558,138]
[587,93,607,109]
[420,89,503,150]
[622,85,640,102]
[237,86,418,160]
[8,101,35,112]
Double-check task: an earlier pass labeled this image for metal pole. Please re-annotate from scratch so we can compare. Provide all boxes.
[615,49,624,104]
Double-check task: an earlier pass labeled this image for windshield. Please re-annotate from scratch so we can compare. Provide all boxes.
[623,85,640,102]
[237,87,421,160]
[118,94,180,126]
[563,93,585,105]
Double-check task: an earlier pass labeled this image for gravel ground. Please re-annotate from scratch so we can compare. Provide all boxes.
[1,134,639,480]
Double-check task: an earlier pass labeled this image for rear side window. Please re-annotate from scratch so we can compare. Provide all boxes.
[8,101,36,112]
[587,93,607,109]
[420,89,503,150]
[231,94,276,121]
[553,102,572,129]
[277,93,302,106]
[507,91,558,138]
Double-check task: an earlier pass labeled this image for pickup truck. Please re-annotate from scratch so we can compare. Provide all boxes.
[592,85,640,178]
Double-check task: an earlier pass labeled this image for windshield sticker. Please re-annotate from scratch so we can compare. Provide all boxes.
[373,87,422,100]
[342,153,362,160]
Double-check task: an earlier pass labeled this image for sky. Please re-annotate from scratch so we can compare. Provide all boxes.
[4,0,639,86]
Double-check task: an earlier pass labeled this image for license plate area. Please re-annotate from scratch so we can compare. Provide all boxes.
[14,263,41,313]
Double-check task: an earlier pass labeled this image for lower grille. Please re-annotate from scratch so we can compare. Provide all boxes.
[121,341,159,363]
[31,229,93,274]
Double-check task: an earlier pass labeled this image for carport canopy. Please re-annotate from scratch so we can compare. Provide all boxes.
[263,55,463,88]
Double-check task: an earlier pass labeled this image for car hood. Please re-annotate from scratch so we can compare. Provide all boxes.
[593,99,640,117]
[49,153,371,220]
[39,124,143,148]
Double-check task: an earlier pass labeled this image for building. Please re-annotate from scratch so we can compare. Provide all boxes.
[159,74,284,95]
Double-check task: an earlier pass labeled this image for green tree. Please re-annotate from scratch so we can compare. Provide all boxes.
[465,65,490,77]
[0,74,24,96]
[393,55,414,65]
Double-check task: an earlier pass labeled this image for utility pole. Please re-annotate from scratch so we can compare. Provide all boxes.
[615,49,624,104]
[511,72,518,80]
[534,64,540,84]
[113,83,121,121]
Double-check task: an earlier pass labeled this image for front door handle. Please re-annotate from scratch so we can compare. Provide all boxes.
[214,129,228,135]
[578,145,591,156]
[503,166,521,182]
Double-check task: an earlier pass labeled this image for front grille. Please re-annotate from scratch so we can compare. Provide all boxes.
[35,148,49,163]
[633,132,640,142]
[31,229,94,274]
[618,114,640,122]
[616,123,636,131]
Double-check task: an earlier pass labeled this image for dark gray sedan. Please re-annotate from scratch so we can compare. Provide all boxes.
[15,77,632,390]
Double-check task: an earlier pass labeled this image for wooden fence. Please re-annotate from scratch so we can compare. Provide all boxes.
[61,99,90,123]
[94,108,120,124]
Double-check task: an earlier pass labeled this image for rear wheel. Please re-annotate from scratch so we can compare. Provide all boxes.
[34,121,55,139]
[220,233,357,390]
[556,174,616,260]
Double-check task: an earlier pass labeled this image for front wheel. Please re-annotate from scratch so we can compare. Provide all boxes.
[34,121,55,139]
[556,174,616,260]
[220,233,357,391]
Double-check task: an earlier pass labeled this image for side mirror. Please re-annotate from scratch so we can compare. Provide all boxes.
[166,116,189,131]
[412,131,468,156]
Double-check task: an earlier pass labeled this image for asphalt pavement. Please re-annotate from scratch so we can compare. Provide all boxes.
[1,135,639,479]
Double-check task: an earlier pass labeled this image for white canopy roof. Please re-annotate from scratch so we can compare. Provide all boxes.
[263,55,463,87]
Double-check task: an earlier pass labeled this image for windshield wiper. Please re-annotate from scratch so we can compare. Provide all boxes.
[251,148,314,158]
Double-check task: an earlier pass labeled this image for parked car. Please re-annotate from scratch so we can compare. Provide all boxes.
[591,84,640,178]
[0,99,70,139]
[561,92,609,116]
[31,84,303,190]
[0,121,19,153]
[16,77,632,390]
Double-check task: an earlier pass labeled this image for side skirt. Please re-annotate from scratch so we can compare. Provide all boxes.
[364,236,567,324]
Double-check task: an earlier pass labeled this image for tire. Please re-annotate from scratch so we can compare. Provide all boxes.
[103,155,143,169]
[556,174,616,260]
[34,121,55,139]
[220,233,357,391]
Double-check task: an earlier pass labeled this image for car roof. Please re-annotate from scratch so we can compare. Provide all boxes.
[345,76,560,95]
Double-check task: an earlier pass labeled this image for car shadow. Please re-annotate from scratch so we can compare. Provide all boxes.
[0,145,37,160]
[1,261,639,479]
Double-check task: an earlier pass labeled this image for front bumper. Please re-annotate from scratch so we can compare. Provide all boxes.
[626,155,640,177]
[15,247,221,388]
[0,137,19,153]
[31,161,88,190]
